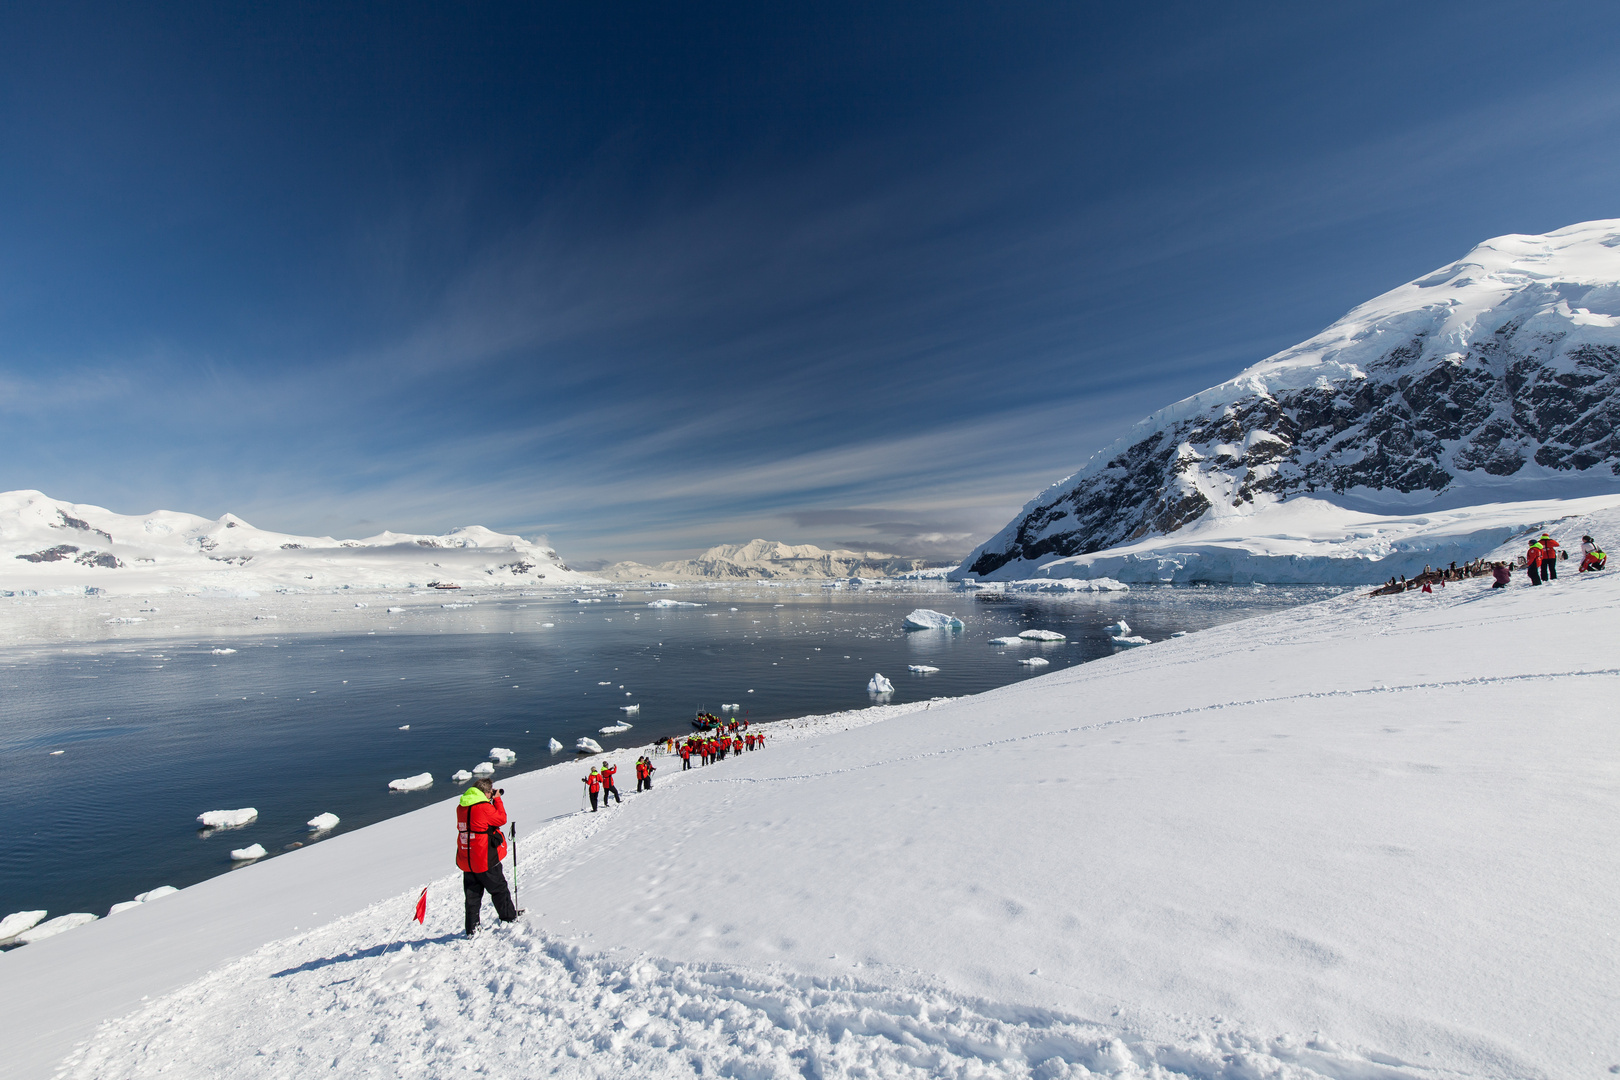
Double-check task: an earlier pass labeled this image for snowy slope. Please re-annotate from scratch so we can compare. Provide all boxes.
[5,535,1618,1077]
[0,490,599,595]
[964,220,1620,581]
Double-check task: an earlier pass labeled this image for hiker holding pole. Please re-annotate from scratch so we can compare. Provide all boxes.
[456,777,521,937]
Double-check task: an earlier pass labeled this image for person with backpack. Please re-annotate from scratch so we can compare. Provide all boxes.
[1580,536,1607,572]
[1539,533,1560,581]
[583,766,601,812]
[456,778,521,937]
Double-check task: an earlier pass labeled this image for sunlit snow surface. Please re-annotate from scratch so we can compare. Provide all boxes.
[14,561,1618,1080]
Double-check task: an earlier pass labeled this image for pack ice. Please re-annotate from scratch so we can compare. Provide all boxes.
[901,608,964,630]
[386,773,433,791]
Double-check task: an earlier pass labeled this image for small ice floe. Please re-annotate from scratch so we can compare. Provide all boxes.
[109,900,143,916]
[548,738,564,753]
[197,808,258,829]
[387,607,404,613]
[210,648,237,655]
[647,599,704,608]
[868,673,894,694]
[571,598,601,604]
[230,843,268,862]
[988,636,1022,646]
[451,769,473,782]
[306,812,340,831]
[388,773,433,791]
[541,622,555,627]
[135,886,177,903]
[254,615,277,620]
[353,602,368,608]
[598,681,612,685]
[442,602,471,609]
[600,723,632,734]
[1019,629,1066,642]
[620,703,640,713]
[489,747,517,764]
[907,665,940,674]
[471,761,496,778]
[721,703,739,711]
[729,607,739,611]
[1105,619,1152,647]
[49,750,64,756]
[902,609,964,631]
[1017,657,1051,667]
[1171,630,1189,637]
[16,912,97,944]
[576,737,604,754]
[398,724,410,730]
[0,910,48,943]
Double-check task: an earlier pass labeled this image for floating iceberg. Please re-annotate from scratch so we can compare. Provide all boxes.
[600,723,632,734]
[209,648,237,655]
[647,599,704,608]
[721,703,739,711]
[576,737,604,754]
[1017,657,1051,667]
[1018,629,1066,642]
[620,704,640,713]
[902,609,964,631]
[868,673,894,694]
[388,773,433,791]
[471,761,496,778]
[451,769,473,782]
[1105,619,1152,647]
[907,665,940,673]
[229,843,267,862]
[988,637,1022,646]
[0,910,47,942]
[489,747,517,764]
[548,738,564,753]
[197,808,258,829]
[306,812,340,831]
[17,912,97,944]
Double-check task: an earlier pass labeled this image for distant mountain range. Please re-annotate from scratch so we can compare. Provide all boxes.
[959,220,1620,583]
[602,539,947,581]
[0,490,596,595]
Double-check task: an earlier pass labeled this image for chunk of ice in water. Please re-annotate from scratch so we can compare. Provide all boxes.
[902,609,964,631]
[489,747,517,764]
[451,769,473,782]
[600,723,632,734]
[576,737,604,754]
[210,648,237,655]
[548,738,564,753]
[230,843,268,862]
[471,762,496,777]
[621,704,640,712]
[0,910,47,942]
[988,637,1022,646]
[1018,629,1066,641]
[1017,657,1051,667]
[17,912,97,944]
[197,808,258,829]
[907,665,940,673]
[388,773,433,791]
[307,812,340,831]
[867,673,894,694]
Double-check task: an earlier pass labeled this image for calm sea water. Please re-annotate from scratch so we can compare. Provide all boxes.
[0,584,1346,922]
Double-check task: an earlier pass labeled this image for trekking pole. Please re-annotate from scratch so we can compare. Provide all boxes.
[509,823,517,907]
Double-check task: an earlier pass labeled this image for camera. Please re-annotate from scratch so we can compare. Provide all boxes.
[495,788,505,796]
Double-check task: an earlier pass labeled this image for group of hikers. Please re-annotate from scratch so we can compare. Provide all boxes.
[1370,531,1606,597]
[674,728,767,769]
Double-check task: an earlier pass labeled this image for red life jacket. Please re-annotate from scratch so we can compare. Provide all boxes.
[602,765,617,788]
[680,745,690,759]
[456,789,508,873]
[586,772,601,793]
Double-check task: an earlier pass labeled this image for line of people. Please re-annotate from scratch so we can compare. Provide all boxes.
[677,729,765,770]
[581,733,770,810]
[1371,531,1605,597]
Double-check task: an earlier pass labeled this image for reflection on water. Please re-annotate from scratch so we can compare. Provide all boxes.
[0,583,1346,920]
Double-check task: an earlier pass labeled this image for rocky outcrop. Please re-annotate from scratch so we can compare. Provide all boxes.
[963,220,1620,579]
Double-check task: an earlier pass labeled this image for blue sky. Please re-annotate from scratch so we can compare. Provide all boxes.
[3,2,1620,564]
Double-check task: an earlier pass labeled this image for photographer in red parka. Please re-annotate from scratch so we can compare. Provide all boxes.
[456,778,520,937]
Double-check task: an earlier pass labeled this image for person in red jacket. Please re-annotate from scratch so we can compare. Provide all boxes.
[679,741,692,770]
[1539,533,1559,581]
[456,778,519,937]
[1525,540,1543,586]
[600,761,622,805]
[583,766,601,811]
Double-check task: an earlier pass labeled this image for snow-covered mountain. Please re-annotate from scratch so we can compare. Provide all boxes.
[961,220,1620,582]
[602,539,944,581]
[0,490,597,595]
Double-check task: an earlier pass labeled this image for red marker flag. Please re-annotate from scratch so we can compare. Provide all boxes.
[413,887,428,924]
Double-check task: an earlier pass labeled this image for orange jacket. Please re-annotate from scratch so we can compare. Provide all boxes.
[456,791,508,873]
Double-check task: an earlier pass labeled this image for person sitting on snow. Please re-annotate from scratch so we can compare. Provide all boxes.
[1491,562,1511,589]
[1580,536,1606,572]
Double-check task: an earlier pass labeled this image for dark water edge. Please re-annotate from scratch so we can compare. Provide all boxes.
[0,583,1349,925]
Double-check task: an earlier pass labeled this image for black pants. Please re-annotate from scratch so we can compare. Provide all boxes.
[604,783,621,804]
[1542,558,1557,581]
[463,863,517,934]
[589,789,599,811]
[682,756,691,770]
[1526,565,1540,585]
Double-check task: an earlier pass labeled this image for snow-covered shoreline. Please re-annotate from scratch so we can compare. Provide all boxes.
[3,557,1617,1077]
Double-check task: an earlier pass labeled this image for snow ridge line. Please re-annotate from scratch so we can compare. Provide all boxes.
[699,667,1620,785]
